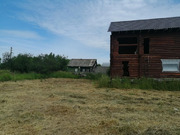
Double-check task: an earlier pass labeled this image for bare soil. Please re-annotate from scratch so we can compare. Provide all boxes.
[0,78,180,135]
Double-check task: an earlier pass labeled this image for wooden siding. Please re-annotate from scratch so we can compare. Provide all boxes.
[110,30,180,78]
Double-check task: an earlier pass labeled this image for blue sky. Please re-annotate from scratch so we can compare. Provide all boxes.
[0,0,180,64]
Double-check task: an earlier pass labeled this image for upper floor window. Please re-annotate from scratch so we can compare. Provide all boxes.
[119,46,137,54]
[118,37,138,54]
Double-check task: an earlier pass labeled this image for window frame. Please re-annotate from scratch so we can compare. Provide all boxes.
[117,37,138,54]
[161,59,180,73]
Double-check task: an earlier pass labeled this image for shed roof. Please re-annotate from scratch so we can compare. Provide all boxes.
[108,16,180,32]
[68,59,97,67]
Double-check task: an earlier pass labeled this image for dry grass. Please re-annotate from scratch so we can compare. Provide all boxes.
[0,78,180,135]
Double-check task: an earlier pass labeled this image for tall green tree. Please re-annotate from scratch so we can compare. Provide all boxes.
[1,52,69,73]
[1,52,11,69]
[12,54,33,73]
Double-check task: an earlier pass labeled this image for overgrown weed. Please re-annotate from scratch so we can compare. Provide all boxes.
[0,70,79,81]
[1,70,180,91]
[97,75,180,91]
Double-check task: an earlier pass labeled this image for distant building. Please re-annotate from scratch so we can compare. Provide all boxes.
[94,62,110,74]
[68,59,97,73]
[108,16,180,78]
[102,62,110,67]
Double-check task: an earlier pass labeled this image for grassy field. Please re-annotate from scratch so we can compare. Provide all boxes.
[0,78,180,135]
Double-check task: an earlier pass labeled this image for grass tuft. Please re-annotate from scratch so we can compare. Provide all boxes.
[0,70,79,81]
[96,75,111,88]
[49,71,79,79]
[0,73,12,82]
[0,70,12,82]
[96,75,180,91]
[1,70,180,91]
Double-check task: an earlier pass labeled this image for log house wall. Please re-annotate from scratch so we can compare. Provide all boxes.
[110,30,180,78]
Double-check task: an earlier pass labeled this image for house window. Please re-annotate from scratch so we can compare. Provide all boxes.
[144,38,149,54]
[75,68,78,72]
[161,59,180,72]
[119,46,137,54]
[118,37,138,54]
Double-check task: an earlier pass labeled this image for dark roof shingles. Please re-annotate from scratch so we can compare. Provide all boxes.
[108,16,180,32]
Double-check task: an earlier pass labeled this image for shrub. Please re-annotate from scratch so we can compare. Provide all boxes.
[97,76,180,91]
[154,80,180,91]
[0,73,12,81]
[85,73,103,80]
[97,75,111,88]
[138,78,154,90]
[1,53,69,74]
[119,78,132,89]
[13,72,43,81]
[111,78,122,88]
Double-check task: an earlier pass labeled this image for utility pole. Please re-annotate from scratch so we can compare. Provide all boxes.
[9,47,13,71]
[10,47,12,59]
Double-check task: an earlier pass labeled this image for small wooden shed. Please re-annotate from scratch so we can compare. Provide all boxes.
[68,59,97,73]
[108,16,180,78]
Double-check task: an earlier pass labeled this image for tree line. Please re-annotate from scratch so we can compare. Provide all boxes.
[0,52,69,74]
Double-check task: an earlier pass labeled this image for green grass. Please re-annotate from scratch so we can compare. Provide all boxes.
[49,71,79,79]
[85,73,103,80]
[1,70,180,91]
[0,70,79,82]
[96,75,111,88]
[13,72,43,81]
[0,70,43,81]
[0,70,12,81]
[96,75,180,91]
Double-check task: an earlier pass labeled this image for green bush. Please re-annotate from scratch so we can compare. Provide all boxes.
[85,73,102,80]
[1,53,69,74]
[108,77,132,89]
[97,75,111,88]
[120,78,131,89]
[138,78,154,90]
[13,72,43,81]
[0,70,12,81]
[0,73,12,81]
[111,78,121,88]
[153,80,180,91]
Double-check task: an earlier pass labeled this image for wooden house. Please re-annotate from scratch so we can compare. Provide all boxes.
[94,63,110,74]
[68,59,97,73]
[108,17,180,78]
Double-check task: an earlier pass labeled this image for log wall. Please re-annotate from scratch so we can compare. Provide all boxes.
[110,30,180,78]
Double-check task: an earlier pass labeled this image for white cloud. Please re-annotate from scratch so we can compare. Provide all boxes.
[0,30,44,57]
[1,0,180,63]
[0,30,43,40]
[15,0,180,51]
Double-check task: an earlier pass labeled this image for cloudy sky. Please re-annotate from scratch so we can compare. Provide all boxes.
[0,0,180,64]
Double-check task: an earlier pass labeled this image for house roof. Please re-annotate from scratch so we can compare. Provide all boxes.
[68,59,97,67]
[108,16,180,32]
